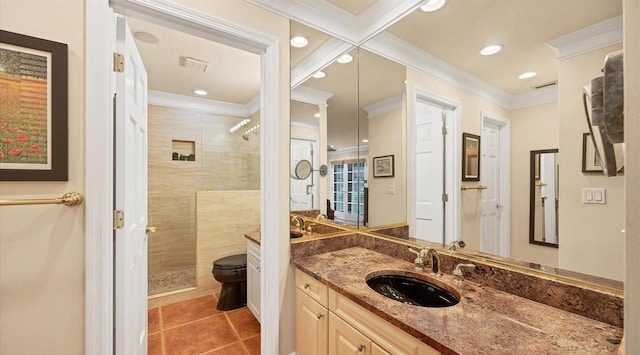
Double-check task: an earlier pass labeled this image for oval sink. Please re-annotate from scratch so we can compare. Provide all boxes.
[366,273,460,307]
[290,231,304,239]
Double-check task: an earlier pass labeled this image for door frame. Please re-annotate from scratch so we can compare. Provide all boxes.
[480,111,511,257]
[409,87,461,245]
[85,1,282,354]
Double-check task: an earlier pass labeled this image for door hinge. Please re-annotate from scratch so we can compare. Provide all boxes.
[113,210,124,230]
[442,126,448,135]
[113,52,124,73]
[442,193,449,203]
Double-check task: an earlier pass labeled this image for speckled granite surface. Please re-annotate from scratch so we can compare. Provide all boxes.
[293,247,623,355]
[291,232,624,327]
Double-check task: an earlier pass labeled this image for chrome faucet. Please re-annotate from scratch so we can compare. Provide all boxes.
[408,247,442,276]
[447,240,466,251]
[291,216,305,231]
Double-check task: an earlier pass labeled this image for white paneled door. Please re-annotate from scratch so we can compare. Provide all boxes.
[414,100,448,244]
[480,121,501,255]
[114,16,149,355]
[291,138,317,210]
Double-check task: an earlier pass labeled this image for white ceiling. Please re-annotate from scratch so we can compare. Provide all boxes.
[127,0,622,147]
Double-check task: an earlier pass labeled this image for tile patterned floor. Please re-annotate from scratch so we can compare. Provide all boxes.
[149,294,260,355]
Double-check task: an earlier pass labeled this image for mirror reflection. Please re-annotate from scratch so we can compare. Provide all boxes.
[289,0,624,287]
[530,149,559,247]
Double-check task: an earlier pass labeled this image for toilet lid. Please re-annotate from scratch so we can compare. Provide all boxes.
[213,254,247,270]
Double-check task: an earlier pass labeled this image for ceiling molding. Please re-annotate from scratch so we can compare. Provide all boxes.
[110,0,275,54]
[510,85,558,110]
[363,32,514,109]
[148,90,251,117]
[328,145,368,155]
[291,85,334,105]
[363,93,406,118]
[547,15,622,61]
[291,37,354,88]
[246,0,360,43]
[246,95,261,115]
[291,117,319,129]
[355,0,423,43]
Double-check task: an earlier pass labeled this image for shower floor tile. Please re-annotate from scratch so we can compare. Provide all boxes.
[149,293,260,354]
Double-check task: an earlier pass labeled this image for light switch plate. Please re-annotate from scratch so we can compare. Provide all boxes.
[387,185,396,194]
[582,188,606,204]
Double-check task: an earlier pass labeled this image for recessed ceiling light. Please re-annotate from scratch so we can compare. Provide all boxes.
[194,89,208,96]
[362,139,368,143]
[518,72,537,79]
[480,44,502,56]
[290,36,308,48]
[312,71,326,79]
[337,54,353,64]
[133,31,159,44]
[420,0,446,12]
[314,113,320,118]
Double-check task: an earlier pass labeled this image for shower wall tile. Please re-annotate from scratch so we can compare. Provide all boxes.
[196,191,260,294]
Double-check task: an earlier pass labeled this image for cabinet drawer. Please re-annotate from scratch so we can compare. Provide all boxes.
[329,289,440,355]
[295,268,328,307]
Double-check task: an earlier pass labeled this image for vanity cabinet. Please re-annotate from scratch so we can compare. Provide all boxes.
[295,268,440,355]
[247,240,261,321]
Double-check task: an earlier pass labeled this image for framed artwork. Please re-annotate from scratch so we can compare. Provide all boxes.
[582,132,602,173]
[373,155,394,178]
[0,30,68,181]
[462,133,480,181]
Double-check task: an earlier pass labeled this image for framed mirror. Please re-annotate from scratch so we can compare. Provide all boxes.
[529,149,559,247]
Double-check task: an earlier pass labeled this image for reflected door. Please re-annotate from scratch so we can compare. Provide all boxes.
[414,101,446,243]
[331,161,366,223]
[291,138,317,210]
[480,121,501,255]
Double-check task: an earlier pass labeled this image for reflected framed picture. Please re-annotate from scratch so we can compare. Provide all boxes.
[0,30,68,181]
[582,132,603,173]
[373,155,394,178]
[462,133,480,181]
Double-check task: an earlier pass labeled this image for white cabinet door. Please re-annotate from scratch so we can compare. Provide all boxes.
[247,240,261,321]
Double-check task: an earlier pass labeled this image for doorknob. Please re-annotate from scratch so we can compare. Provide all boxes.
[496,204,502,209]
[146,226,157,233]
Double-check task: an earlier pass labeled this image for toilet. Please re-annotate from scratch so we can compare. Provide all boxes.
[212,253,247,311]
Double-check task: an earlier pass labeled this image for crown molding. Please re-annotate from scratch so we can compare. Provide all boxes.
[291,117,319,129]
[355,0,423,43]
[246,95,261,115]
[148,90,251,117]
[547,15,622,60]
[510,85,558,109]
[363,93,406,118]
[291,85,334,105]
[363,32,514,109]
[291,37,354,88]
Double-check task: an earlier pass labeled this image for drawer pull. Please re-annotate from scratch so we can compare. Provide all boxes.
[316,313,324,320]
[357,344,365,352]
[303,282,310,289]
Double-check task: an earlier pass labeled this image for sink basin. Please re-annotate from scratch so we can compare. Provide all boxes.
[290,231,304,239]
[366,273,460,307]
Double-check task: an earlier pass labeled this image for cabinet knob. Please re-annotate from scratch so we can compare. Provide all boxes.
[357,344,366,352]
[303,283,310,289]
[316,313,324,320]
[256,266,261,272]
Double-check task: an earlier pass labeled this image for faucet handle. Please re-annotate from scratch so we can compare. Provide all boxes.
[408,247,424,270]
[453,263,476,284]
[306,222,316,234]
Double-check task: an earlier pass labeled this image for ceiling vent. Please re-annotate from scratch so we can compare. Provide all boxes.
[180,56,209,72]
[532,81,558,89]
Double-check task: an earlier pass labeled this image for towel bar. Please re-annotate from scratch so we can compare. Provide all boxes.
[0,192,84,206]
[461,185,487,191]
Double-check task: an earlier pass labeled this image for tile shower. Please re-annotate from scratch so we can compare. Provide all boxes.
[148,103,260,296]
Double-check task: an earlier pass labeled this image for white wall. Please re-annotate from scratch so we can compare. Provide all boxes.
[368,108,406,226]
[509,102,559,267]
[0,0,85,353]
[557,44,624,281]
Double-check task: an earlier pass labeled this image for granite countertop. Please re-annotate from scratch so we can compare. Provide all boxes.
[244,231,260,245]
[292,247,623,355]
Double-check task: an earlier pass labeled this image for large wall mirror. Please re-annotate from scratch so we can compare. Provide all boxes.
[289,0,623,288]
[529,149,559,248]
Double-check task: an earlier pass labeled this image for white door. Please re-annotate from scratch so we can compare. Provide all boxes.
[480,122,500,255]
[541,153,558,244]
[113,16,149,355]
[414,101,446,244]
[290,138,316,210]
